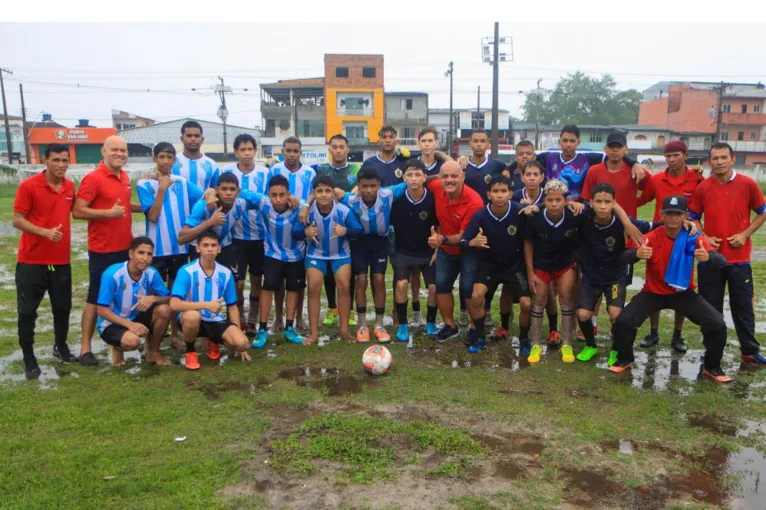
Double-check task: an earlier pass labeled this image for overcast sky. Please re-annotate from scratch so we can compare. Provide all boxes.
[1,22,765,129]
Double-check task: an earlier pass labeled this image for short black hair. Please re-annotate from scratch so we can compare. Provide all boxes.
[233,134,257,150]
[44,143,70,159]
[488,173,511,191]
[521,160,544,175]
[378,125,397,137]
[153,142,176,157]
[283,136,302,148]
[197,230,220,245]
[268,174,289,190]
[418,126,438,140]
[313,175,334,190]
[216,172,239,187]
[515,140,534,150]
[591,182,615,198]
[329,134,349,145]
[181,120,203,135]
[471,129,489,139]
[560,125,580,139]
[403,158,426,174]
[130,236,154,251]
[709,142,734,158]
[356,165,380,183]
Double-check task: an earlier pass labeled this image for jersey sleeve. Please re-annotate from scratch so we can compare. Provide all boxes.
[13,180,33,215]
[291,216,308,239]
[630,217,655,234]
[339,192,354,207]
[637,176,656,207]
[209,166,220,188]
[586,152,606,165]
[389,182,408,201]
[580,169,596,201]
[749,179,766,214]
[223,274,238,306]
[460,196,484,232]
[239,190,265,211]
[184,199,207,228]
[698,235,713,252]
[136,181,156,214]
[170,269,191,300]
[344,208,365,237]
[460,213,481,247]
[150,269,170,296]
[76,173,99,204]
[96,271,116,308]
[524,213,537,240]
[688,185,704,220]
[186,181,204,205]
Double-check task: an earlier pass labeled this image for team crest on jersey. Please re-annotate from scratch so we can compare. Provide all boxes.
[120,283,127,292]
[507,224,517,235]
[484,174,492,184]
[347,175,356,185]
[394,168,402,178]
[605,236,616,248]
[419,211,428,220]
[565,229,575,238]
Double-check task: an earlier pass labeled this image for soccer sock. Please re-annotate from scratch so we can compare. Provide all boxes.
[259,321,268,331]
[548,313,558,332]
[426,305,438,324]
[578,319,597,348]
[561,306,575,344]
[520,325,531,341]
[501,312,511,330]
[530,305,544,345]
[325,273,337,309]
[396,302,408,326]
[650,328,659,337]
[357,306,368,328]
[473,315,486,339]
[248,295,259,323]
[672,329,682,340]
[286,319,294,329]
[412,301,421,312]
[185,342,196,353]
[591,315,598,327]
[375,307,385,328]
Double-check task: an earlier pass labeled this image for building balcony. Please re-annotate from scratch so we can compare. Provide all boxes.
[385,112,428,124]
[346,136,370,145]
[336,107,373,117]
[399,138,418,146]
[722,112,766,126]
[724,141,766,153]
[261,101,325,116]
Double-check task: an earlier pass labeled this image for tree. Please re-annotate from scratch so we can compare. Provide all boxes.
[521,72,642,126]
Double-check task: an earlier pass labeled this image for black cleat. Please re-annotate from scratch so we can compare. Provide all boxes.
[79,352,98,366]
[53,344,79,363]
[24,356,42,379]
[671,338,688,353]
[639,333,659,348]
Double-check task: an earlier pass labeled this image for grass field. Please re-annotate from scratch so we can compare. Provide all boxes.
[0,179,765,509]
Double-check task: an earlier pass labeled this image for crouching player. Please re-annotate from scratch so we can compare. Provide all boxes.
[96,237,172,366]
[461,174,531,353]
[170,230,250,370]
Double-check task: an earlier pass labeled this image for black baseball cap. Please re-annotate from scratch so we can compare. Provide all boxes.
[606,132,627,147]
[661,195,687,213]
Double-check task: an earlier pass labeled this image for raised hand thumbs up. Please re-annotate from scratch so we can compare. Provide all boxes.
[637,238,652,260]
[428,225,442,249]
[109,199,126,218]
[46,223,64,242]
[210,206,226,226]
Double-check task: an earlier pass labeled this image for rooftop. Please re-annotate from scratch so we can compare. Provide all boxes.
[385,91,428,96]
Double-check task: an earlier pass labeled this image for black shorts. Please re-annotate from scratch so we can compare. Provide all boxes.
[233,239,265,280]
[100,307,155,347]
[216,244,239,280]
[87,249,130,304]
[578,282,627,311]
[262,256,306,292]
[474,265,531,299]
[391,252,435,286]
[152,254,188,283]
[351,236,388,276]
[177,316,235,344]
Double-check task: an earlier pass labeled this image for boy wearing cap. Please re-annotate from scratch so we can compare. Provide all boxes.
[690,142,766,366]
[610,195,731,383]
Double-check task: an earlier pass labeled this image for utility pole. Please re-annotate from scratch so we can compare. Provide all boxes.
[215,76,231,156]
[714,81,731,145]
[535,78,542,150]
[19,83,30,164]
[482,24,511,158]
[0,68,13,164]
[445,61,454,155]
[476,86,480,128]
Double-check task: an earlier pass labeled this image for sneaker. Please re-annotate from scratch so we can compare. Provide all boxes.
[245,322,258,335]
[426,322,438,335]
[436,324,460,343]
[323,309,338,326]
[468,338,487,353]
[207,340,221,360]
[53,344,79,363]
[411,311,423,326]
[608,361,632,373]
[284,327,304,344]
[79,351,98,366]
[547,331,561,345]
[396,324,410,342]
[374,326,391,343]
[349,315,358,327]
[459,310,469,327]
[702,366,732,383]
[251,329,268,349]
[561,345,575,363]
[185,351,200,370]
[519,339,532,356]
[484,310,494,329]
[576,346,599,362]
[608,350,618,367]
[489,328,509,341]
[528,344,543,363]
[741,352,766,366]
[24,356,41,379]
[357,327,370,343]
[464,328,479,347]
[640,332,659,348]
[672,337,688,353]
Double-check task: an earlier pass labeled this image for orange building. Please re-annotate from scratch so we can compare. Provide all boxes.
[28,126,117,164]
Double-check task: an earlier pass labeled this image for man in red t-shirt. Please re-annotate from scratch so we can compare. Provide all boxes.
[13,143,79,378]
[73,135,141,365]
[426,161,483,342]
[609,195,731,383]
[690,142,766,366]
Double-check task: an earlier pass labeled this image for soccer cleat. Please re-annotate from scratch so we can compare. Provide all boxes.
[185,352,200,370]
[323,309,338,326]
[547,331,561,345]
[396,324,410,342]
[53,344,79,363]
[374,326,391,343]
[348,315,358,327]
[283,327,304,345]
[436,324,460,343]
[245,322,257,335]
[425,322,438,335]
[79,352,98,366]
[468,338,487,353]
[561,345,575,363]
[672,337,688,353]
[207,340,221,360]
[484,310,494,329]
[519,339,532,356]
[464,328,479,347]
[24,356,41,379]
[608,350,618,367]
[576,346,599,362]
[741,352,766,366]
[459,310,469,327]
[608,361,632,373]
[528,345,543,363]
[356,327,370,343]
[702,366,732,383]
[252,329,268,349]
[489,328,510,341]
[411,311,423,326]
[640,332,659,348]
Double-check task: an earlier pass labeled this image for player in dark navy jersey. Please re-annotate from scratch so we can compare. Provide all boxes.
[458,129,507,204]
[362,125,411,187]
[511,160,546,206]
[416,126,445,176]
[504,140,537,192]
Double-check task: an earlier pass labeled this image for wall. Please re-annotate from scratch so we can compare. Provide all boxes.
[385,95,428,123]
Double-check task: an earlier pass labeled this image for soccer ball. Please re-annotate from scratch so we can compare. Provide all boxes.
[362,345,392,376]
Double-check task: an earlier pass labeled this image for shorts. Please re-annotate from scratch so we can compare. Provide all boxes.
[262,256,306,292]
[578,282,627,311]
[152,254,188,283]
[305,256,351,277]
[475,265,530,299]
[534,263,577,285]
[387,229,396,256]
[177,315,235,344]
[233,239,265,280]
[216,244,240,280]
[351,236,388,276]
[87,249,130,304]
[391,252,435,286]
[100,307,155,347]
[435,249,478,296]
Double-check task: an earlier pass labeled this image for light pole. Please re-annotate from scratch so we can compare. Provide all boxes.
[216,76,232,156]
[482,25,512,158]
[445,61,453,155]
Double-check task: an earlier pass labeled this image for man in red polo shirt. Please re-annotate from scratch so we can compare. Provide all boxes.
[426,161,484,343]
[73,135,141,366]
[635,140,702,351]
[690,142,766,366]
[13,143,79,378]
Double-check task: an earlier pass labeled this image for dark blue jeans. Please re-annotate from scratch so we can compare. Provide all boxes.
[435,249,478,299]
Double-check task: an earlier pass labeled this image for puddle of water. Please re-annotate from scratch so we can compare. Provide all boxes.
[471,433,544,456]
[184,380,255,400]
[278,365,375,396]
[687,413,739,437]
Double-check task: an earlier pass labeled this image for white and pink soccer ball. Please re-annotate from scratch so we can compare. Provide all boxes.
[362,345,392,376]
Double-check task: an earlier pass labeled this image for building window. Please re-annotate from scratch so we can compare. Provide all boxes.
[738,131,745,141]
[722,104,731,113]
[335,67,349,78]
[401,127,416,140]
[362,67,376,78]
[704,137,711,149]
[742,104,748,113]
[721,131,729,141]
[755,105,762,113]
[590,132,603,143]
[405,99,413,110]
[751,132,758,140]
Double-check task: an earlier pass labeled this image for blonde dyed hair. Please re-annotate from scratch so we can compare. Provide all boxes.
[543,178,568,196]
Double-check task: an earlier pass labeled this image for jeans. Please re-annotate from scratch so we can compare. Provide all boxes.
[435,249,478,299]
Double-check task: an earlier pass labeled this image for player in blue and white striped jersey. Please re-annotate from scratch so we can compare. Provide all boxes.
[338,165,407,343]
[292,176,364,345]
[95,237,172,367]
[269,136,316,203]
[171,120,220,190]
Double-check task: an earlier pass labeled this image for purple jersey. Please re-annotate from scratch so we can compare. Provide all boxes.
[540,152,604,201]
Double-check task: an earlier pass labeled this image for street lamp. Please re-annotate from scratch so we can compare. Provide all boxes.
[481,24,513,158]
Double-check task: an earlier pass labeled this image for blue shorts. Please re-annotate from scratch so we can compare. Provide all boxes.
[435,249,478,296]
[305,256,351,277]
[351,235,388,276]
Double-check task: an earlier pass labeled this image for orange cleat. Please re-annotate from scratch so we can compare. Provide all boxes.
[207,340,220,360]
[547,331,561,344]
[185,351,201,370]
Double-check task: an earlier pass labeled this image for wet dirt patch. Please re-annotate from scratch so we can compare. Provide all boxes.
[686,413,739,437]
[184,380,256,400]
[278,365,376,396]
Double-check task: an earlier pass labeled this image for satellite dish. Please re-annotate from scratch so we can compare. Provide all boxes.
[279,120,291,131]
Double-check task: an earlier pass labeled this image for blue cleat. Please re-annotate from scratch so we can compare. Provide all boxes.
[426,322,438,335]
[396,324,410,342]
[519,339,532,356]
[468,339,487,353]
[284,326,305,344]
[251,329,268,349]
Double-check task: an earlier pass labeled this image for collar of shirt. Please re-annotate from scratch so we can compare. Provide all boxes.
[96,161,125,180]
[543,209,565,227]
[522,188,543,205]
[468,157,489,170]
[376,154,397,164]
[405,188,428,205]
[417,156,438,172]
[35,171,72,193]
[330,162,349,171]
[486,202,512,222]
[592,215,616,230]
[661,167,697,182]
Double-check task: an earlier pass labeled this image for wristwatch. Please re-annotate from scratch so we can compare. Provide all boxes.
[442,235,448,245]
